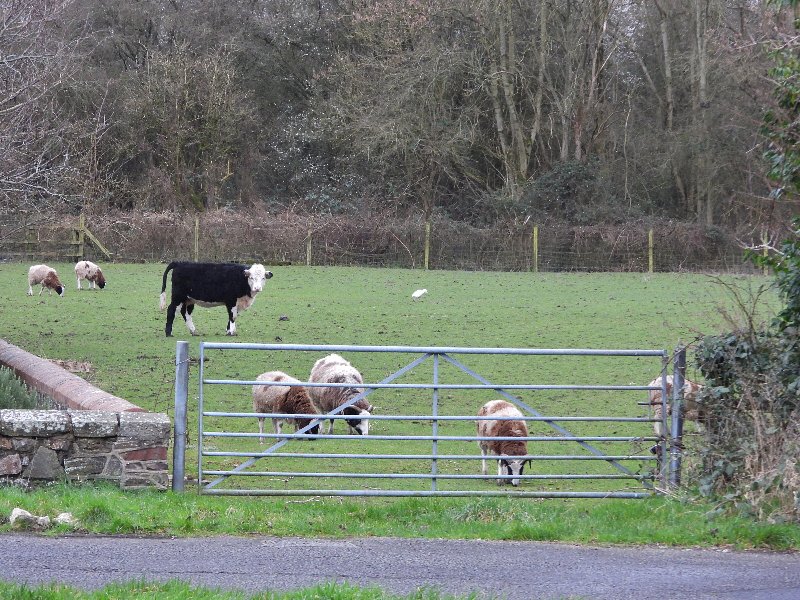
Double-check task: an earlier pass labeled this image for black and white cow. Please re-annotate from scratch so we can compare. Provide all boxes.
[159,262,273,337]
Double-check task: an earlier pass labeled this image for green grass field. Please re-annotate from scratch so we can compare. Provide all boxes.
[3,262,800,550]
[0,263,780,498]
[3,262,773,407]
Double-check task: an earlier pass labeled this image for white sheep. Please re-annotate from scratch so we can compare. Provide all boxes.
[74,260,106,290]
[477,399,530,487]
[252,371,320,443]
[308,353,373,435]
[27,265,65,297]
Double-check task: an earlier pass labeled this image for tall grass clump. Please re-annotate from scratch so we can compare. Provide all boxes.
[0,366,38,409]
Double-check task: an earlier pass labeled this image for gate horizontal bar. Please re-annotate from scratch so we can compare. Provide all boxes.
[204,431,658,442]
[201,342,666,357]
[203,470,654,480]
[210,379,656,391]
[204,412,654,423]
[200,489,653,498]
[203,451,655,460]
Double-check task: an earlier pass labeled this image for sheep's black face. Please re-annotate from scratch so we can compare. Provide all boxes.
[297,420,320,439]
[650,444,663,456]
[500,459,525,486]
[56,286,64,296]
[344,407,370,435]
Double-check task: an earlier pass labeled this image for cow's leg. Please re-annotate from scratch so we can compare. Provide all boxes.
[165,301,180,337]
[183,303,197,335]
[226,304,238,336]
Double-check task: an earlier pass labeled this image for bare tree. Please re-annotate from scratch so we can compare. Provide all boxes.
[120,43,254,210]
[0,0,82,217]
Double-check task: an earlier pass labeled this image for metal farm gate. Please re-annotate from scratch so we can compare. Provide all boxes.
[172,343,691,498]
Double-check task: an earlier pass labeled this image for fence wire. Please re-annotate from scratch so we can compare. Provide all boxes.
[0,213,764,273]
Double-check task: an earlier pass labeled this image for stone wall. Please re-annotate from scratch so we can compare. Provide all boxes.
[0,339,172,490]
[0,410,170,489]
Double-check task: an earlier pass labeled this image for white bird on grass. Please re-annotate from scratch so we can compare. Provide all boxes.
[412,289,428,301]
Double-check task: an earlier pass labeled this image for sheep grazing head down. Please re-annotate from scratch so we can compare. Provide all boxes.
[27,264,64,297]
[342,404,373,436]
[43,272,65,297]
[499,457,530,487]
[477,399,530,487]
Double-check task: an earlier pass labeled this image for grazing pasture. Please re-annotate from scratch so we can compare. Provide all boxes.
[0,263,779,495]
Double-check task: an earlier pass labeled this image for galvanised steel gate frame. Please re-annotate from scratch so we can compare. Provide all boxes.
[173,343,686,498]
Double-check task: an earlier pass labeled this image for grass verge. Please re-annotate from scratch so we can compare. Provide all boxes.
[0,580,488,599]
[1,483,798,550]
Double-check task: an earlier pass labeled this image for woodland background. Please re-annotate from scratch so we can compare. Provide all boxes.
[1,0,799,244]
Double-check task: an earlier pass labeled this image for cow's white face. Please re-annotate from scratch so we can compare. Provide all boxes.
[244,264,272,294]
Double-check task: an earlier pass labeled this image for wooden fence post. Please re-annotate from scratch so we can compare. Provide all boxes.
[25,223,34,261]
[194,214,200,262]
[306,229,312,266]
[762,232,769,276]
[77,213,85,260]
[648,228,654,274]
[424,221,431,270]
[532,226,539,273]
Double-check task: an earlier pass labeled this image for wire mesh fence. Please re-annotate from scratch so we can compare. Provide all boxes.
[0,210,766,273]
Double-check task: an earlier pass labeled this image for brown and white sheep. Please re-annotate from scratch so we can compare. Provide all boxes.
[75,260,106,290]
[27,265,65,297]
[477,399,530,487]
[648,375,704,438]
[252,371,320,443]
[308,353,373,435]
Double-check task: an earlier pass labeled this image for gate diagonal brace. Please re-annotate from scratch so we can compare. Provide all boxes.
[440,353,653,490]
[205,353,432,490]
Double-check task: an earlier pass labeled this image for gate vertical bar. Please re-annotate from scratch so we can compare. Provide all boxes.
[198,342,206,488]
[669,347,687,487]
[172,341,189,492]
[431,353,440,491]
[658,354,670,485]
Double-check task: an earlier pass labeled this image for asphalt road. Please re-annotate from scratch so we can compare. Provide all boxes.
[1,533,799,599]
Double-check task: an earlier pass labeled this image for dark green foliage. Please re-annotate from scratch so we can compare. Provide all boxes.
[0,366,38,410]
[762,50,800,202]
[695,329,799,514]
[519,161,640,224]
